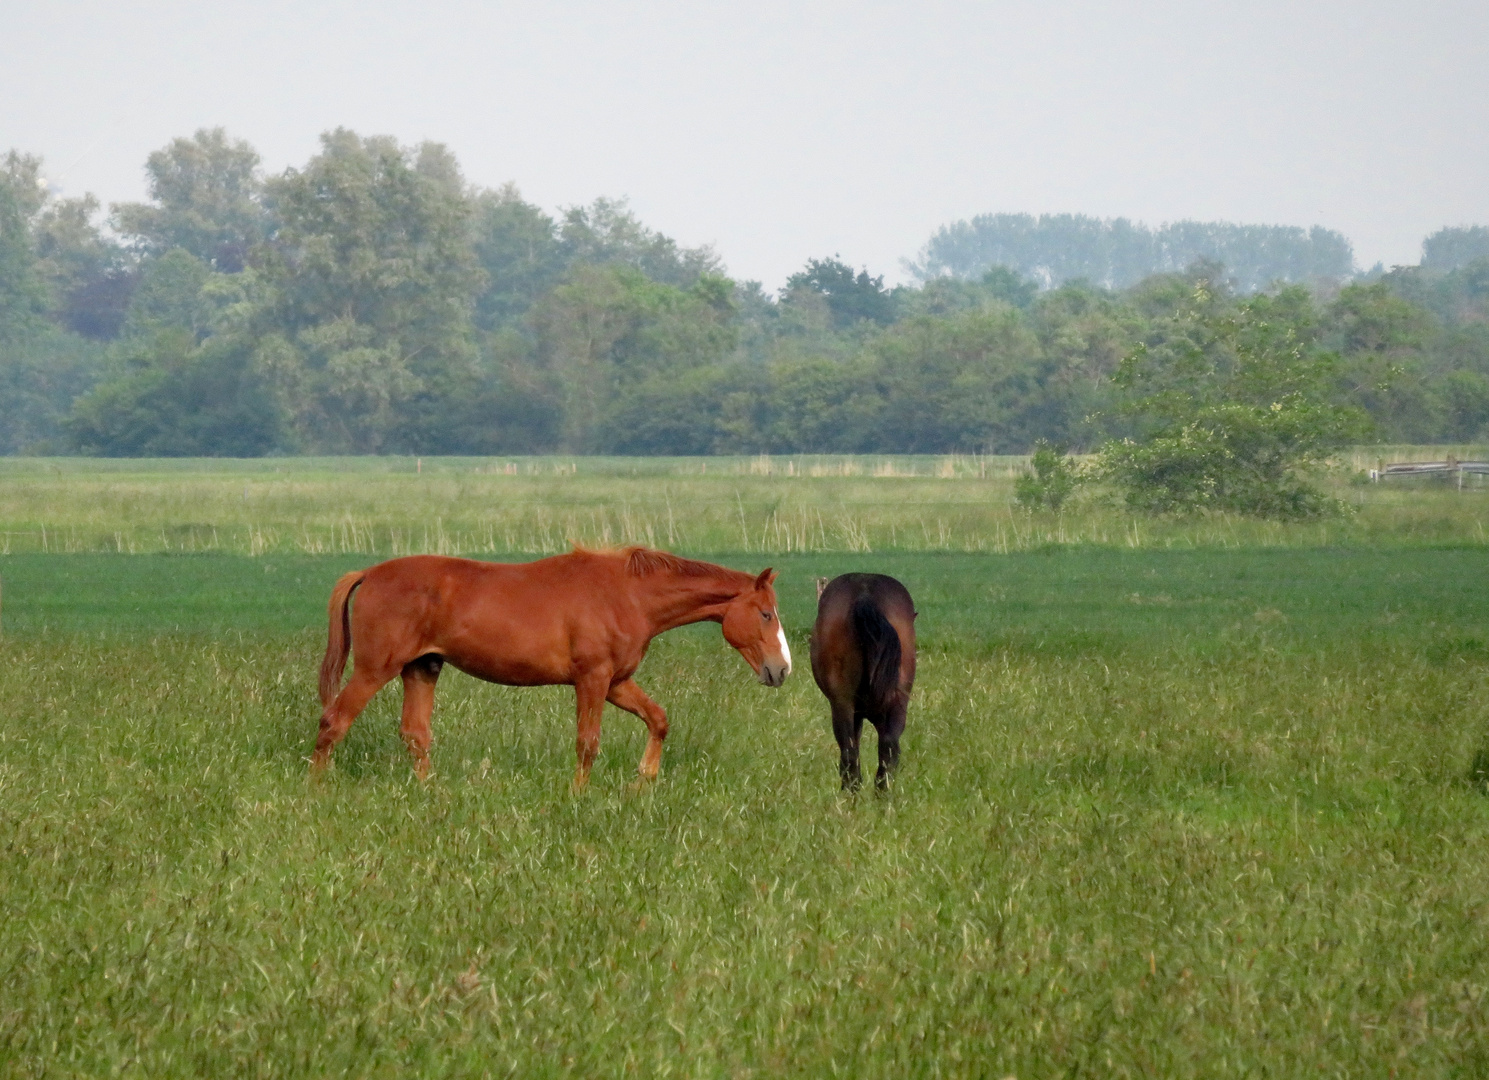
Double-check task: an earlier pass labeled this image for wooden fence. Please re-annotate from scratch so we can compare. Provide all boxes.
[1371,456,1489,489]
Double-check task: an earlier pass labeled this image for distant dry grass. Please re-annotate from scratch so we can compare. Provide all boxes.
[0,450,1486,558]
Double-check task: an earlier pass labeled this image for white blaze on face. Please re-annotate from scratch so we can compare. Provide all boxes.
[775,615,792,674]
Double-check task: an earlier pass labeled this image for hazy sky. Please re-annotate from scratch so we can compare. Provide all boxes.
[4,0,1486,287]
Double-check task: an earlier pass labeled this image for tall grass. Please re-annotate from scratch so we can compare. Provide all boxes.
[1,452,1486,558]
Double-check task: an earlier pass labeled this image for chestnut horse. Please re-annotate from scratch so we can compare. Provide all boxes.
[312,546,791,787]
[810,573,916,791]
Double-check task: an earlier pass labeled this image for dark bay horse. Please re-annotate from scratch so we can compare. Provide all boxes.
[809,573,916,790]
[313,546,792,787]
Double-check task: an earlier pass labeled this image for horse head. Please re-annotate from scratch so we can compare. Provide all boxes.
[722,568,792,687]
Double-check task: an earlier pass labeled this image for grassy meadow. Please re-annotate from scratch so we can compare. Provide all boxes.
[2,448,1487,559]
[2,455,1488,1077]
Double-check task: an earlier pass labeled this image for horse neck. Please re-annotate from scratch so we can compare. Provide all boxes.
[640,567,754,634]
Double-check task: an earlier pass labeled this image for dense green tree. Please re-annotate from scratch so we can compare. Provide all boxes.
[1434,366,1489,441]
[120,248,213,341]
[256,130,484,452]
[1377,259,1489,328]
[394,329,563,454]
[113,129,268,271]
[731,279,782,363]
[1,152,136,341]
[0,152,47,221]
[601,364,752,455]
[1422,226,1489,272]
[32,194,136,339]
[532,264,738,450]
[0,157,113,451]
[1325,281,1436,441]
[1026,282,1134,443]
[760,356,884,452]
[471,184,565,332]
[559,198,721,288]
[1014,440,1080,510]
[66,333,277,456]
[0,178,48,342]
[1098,285,1367,518]
[0,330,106,454]
[869,306,1044,452]
[784,257,896,328]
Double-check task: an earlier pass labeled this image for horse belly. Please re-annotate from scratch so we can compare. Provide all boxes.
[439,636,573,687]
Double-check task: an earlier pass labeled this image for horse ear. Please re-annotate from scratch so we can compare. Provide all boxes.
[754,568,776,590]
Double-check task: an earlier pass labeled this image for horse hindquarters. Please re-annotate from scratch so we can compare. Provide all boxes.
[313,564,438,774]
[850,595,903,721]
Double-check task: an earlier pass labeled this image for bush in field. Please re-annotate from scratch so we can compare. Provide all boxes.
[1097,283,1368,519]
[1014,439,1080,510]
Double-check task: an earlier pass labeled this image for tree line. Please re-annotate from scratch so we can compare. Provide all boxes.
[1,128,1487,457]
[906,213,1358,292]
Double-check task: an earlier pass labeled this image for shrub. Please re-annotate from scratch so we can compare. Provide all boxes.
[1014,440,1081,510]
[1095,284,1367,519]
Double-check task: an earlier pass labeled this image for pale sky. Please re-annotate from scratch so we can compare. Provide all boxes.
[3,0,1486,287]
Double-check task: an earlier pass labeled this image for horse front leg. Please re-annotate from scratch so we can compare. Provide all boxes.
[607,678,669,782]
[572,669,612,792]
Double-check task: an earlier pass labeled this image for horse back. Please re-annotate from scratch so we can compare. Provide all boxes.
[347,553,648,685]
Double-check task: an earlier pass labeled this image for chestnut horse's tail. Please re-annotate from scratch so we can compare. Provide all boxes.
[851,594,902,715]
[319,570,367,707]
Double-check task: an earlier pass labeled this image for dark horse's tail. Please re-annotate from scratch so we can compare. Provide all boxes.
[319,570,367,708]
[851,594,902,715]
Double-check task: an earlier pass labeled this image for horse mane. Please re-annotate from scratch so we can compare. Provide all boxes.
[623,546,735,580]
[568,544,749,585]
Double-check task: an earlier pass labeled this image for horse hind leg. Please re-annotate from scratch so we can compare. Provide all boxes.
[311,666,391,772]
[831,701,864,792]
[872,701,908,792]
[399,655,444,780]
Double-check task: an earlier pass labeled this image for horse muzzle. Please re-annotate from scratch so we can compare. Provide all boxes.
[758,661,790,688]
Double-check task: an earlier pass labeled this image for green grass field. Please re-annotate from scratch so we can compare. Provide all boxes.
[2,458,1488,1077]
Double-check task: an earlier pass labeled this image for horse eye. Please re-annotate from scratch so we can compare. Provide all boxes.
[762,611,773,621]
